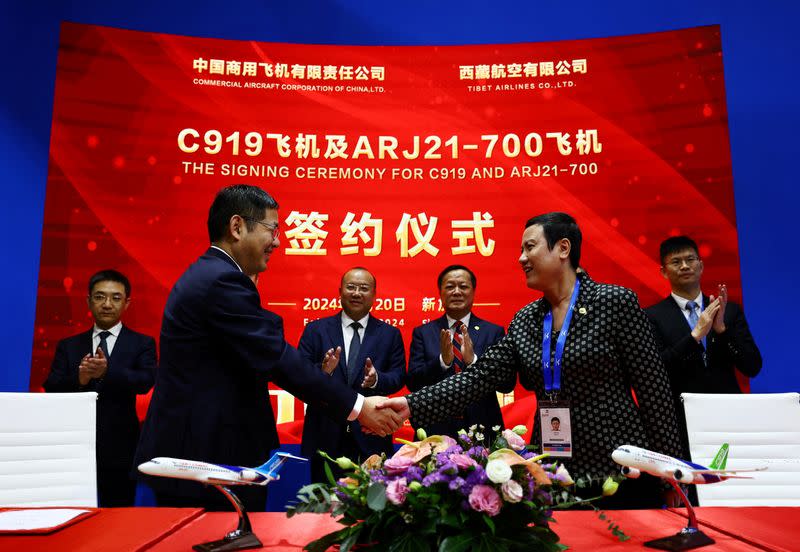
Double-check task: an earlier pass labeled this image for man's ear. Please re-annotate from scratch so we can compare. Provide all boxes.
[558,238,571,260]
[229,214,244,241]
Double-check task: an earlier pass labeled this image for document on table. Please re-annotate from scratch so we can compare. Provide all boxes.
[0,508,94,532]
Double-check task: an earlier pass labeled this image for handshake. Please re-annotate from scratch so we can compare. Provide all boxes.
[356,396,411,437]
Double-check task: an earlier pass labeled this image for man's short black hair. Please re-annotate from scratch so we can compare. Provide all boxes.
[525,212,582,269]
[659,236,700,265]
[551,417,560,424]
[207,184,279,242]
[88,269,131,297]
[437,264,477,289]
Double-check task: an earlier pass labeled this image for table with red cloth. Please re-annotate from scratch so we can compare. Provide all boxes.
[1,507,797,551]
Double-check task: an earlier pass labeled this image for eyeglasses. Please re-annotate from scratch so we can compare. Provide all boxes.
[242,216,280,238]
[344,284,373,293]
[90,293,125,305]
[665,255,700,268]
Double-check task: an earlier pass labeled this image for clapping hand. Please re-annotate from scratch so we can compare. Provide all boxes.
[361,357,377,388]
[322,346,341,375]
[711,284,727,333]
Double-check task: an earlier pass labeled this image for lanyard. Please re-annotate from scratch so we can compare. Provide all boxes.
[541,278,581,397]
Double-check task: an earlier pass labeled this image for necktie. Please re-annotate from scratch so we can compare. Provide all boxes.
[346,322,362,385]
[97,330,111,359]
[451,321,465,373]
[685,301,699,330]
[686,300,707,356]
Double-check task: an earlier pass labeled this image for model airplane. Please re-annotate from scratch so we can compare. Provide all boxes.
[612,443,766,485]
[138,451,307,486]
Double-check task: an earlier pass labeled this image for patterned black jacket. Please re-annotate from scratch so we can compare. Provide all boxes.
[408,271,682,479]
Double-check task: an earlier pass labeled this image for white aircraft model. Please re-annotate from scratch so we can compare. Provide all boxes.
[611,443,765,485]
[138,451,307,486]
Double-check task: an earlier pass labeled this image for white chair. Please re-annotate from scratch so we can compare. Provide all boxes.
[682,392,800,506]
[0,392,98,507]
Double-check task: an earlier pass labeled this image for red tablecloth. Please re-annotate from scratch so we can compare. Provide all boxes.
[3,507,795,551]
[150,510,767,551]
[666,506,799,552]
[0,507,202,552]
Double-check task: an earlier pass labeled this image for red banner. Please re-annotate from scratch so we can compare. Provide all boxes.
[32,23,739,441]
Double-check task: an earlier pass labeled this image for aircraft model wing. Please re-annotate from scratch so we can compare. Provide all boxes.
[690,467,768,475]
[206,475,245,485]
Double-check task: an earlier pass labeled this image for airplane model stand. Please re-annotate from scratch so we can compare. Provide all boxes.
[644,480,714,551]
[193,485,263,552]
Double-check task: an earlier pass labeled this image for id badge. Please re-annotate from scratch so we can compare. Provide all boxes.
[539,400,572,458]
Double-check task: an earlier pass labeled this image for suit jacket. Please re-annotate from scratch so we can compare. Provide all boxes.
[646,295,762,456]
[299,313,406,459]
[407,314,513,440]
[134,248,358,496]
[44,326,156,469]
[407,272,683,479]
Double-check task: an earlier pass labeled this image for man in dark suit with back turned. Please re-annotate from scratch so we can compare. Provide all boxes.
[407,265,513,444]
[646,235,762,458]
[134,184,402,511]
[299,267,406,483]
[45,269,156,507]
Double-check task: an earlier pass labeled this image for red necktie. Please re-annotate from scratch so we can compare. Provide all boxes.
[452,321,465,373]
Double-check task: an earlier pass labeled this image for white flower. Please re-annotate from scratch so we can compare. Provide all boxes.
[485,459,513,484]
[501,479,523,503]
[555,465,574,486]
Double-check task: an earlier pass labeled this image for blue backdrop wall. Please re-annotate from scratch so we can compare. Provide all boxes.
[1,0,797,396]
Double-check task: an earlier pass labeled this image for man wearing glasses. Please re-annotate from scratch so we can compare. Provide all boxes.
[299,267,406,483]
[44,269,156,507]
[646,236,762,461]
[135,186,403,511]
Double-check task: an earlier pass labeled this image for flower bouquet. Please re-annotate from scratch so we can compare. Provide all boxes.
[288,426,626,551]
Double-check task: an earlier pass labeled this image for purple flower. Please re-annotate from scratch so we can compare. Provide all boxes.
[468,484,502,516]
[386,477,409,505]
[467,446,488,459]
[437,460,458,475]
[405,465,424,482]
[465,466,488,486]
[384,455,415,475]
[422,471,449,487]
[448,477,465,491]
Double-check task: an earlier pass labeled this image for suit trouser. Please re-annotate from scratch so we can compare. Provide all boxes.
[97,467,137,507]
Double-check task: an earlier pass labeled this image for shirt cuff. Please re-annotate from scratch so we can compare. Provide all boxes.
[348,393,365,421]
[439,354,452,370]
[466,353,479,367]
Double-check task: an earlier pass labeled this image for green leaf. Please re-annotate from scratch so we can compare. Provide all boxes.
[367,482,387,511]
[389,532,431,552]
[482,515,496,535]
[339,525,364,552]
[439,534,476,552]
[324,461,336,485]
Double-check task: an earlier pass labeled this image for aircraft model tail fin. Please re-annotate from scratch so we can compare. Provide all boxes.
[253,452,308,480]
[709,443,729,470]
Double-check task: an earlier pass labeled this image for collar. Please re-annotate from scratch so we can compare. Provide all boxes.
[93,322,122,338]
[210,245,242,272]
[341,311,370,329]
[445,312,471,329]
[671,291,703,311]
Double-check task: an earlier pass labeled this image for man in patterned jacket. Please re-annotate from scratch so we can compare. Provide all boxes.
[380,213,682,509]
